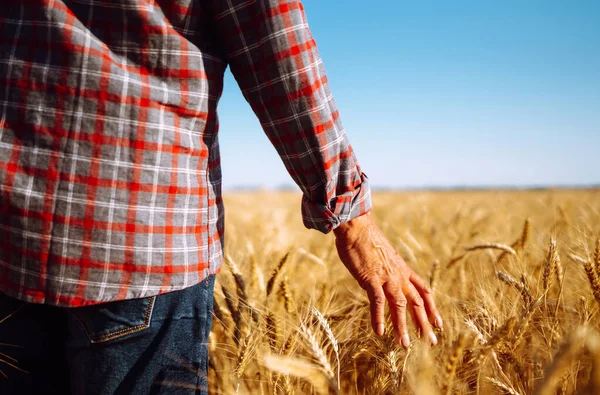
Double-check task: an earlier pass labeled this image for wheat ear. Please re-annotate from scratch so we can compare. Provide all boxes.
[594,238,600,272]
[279,276,293,314]
[266,312,278,352]
[261,354,330,395]
[235,335,251,379]
[571,254,600,304]
[267,251,291,297]
[430,259,440,292]
[495,271,533,305]
[299,324,337,391]
[486,377,522,395]
[312,307,340,386]
[249,253,265,293]
[226,255,258,322]
[543,238,557,292]
[518,218,530,250]
[476,317,517,365]
[579,296,590,324]
[222,284,243,343]
[443,333,467,395]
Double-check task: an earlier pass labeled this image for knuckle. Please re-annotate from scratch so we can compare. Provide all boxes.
[357,278,371,290]
[372,294,385,306]
[422,285,433,295]
[412,295,425,308]
[394,298,408,310]
[361,277,379,291]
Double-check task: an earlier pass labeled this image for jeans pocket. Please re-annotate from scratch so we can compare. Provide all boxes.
[68,295,156,344]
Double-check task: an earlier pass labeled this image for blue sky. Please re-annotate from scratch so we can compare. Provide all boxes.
[217,0,600,189]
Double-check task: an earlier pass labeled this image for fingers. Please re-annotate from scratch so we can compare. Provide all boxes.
[405,282,438,346]
[410,270,443,329]
[364,275,441,348]
[367,285,386,336]
[382,282,410,348]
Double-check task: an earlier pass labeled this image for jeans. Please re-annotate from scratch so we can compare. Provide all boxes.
[0,275,215,395]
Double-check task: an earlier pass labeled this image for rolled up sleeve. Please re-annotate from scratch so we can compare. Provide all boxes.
[210,0,372,233]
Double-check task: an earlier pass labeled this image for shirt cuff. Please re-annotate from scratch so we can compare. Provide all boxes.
[301,172,372,234]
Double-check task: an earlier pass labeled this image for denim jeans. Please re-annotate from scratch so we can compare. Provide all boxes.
[0,275,215,395]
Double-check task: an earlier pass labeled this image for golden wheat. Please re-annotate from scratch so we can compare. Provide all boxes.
[204,189,600,394]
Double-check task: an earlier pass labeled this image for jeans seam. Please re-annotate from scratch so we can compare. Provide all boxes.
[73,295,156,344]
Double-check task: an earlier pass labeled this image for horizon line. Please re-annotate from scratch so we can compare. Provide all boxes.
[223,183,600,192]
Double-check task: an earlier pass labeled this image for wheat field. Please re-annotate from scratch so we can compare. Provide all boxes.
[209,189,600,394]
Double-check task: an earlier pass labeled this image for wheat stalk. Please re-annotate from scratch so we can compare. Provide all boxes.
[533,328,588,395]
[464,243,517,256]
[510,299,540,347]
[586,333,600,394]
[446,253,467,269]
[296,247,326,266]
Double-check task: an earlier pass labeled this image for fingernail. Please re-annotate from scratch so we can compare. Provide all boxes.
[377,324,385,336]
[435,316,443,329]
[429,332,438,346]
[401,334,410,348]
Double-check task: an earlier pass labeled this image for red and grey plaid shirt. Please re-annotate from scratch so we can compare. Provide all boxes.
[0,0,371,307]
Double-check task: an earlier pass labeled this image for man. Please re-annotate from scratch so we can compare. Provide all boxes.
[0,0,443,393]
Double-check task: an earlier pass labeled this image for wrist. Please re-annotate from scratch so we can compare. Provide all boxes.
[333,211,372,240]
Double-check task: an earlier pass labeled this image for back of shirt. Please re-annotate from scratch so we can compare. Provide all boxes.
[0,0,371,307]
[0,0,227,306]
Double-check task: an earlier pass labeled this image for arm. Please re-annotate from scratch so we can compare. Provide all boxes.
[209,0,442,346]
[209,0,370,233]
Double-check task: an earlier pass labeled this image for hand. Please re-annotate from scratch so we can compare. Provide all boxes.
[333,212,443,348]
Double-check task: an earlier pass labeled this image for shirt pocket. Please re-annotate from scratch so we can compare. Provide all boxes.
[68,295,156,344]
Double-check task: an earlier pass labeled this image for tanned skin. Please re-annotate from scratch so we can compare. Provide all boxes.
[334,212,443,348]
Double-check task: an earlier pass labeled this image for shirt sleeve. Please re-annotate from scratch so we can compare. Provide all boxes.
[209,0,372,233]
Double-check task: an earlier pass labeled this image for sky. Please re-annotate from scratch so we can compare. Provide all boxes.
[217,0,600,190]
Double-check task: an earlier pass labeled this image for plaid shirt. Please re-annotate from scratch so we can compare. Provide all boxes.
[0,0,371,307]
